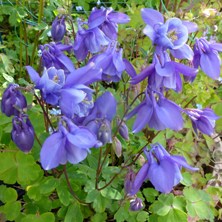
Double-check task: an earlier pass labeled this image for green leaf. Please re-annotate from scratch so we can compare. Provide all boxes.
[27,184,41,201]
[186,201,213,221]
[143,188,159,203]
[0,185,17,203]
[0,151,43,185]
[180,172,193,186]
[183,187,202,202]
[85,189,100,203]
[1,201,21,221]
[0,53,15,74]
[2,73,14,83]
[56,178,72,206]
[39,177,57,195]
[91,212,107,222]
[158,209,187,222]
[65,202,83,222]
[93,193,107,213]
[136,211,149,222]
[100,187,122,200]
[114,203,130,222]
[21,212,55,222]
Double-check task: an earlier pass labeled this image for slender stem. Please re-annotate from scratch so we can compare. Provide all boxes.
[34,94,54,131]
[96,92,145,184]
[68,16,76,40]
[97,142,149,191]
[183,95,197,108]
[63,166,90,206]
[34,132,42,147]
[38,0,44,24]
[95,147,103,189]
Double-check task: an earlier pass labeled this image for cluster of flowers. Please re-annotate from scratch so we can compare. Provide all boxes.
[1,84,34,152]
[123,9,220,210]
[1,6,221,211]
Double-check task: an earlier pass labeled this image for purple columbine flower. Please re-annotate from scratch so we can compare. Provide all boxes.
[130,51,197,92]
[141,8,188,50]
[51,15,66,42]
[1,84,27,117]
[78,92,117,146]
[60,62,102,118]
[26,66,65,105]
[89,42,125,82]
[184,108,219,135]
[11,114,35,153]
[126,88,184,133]
[193,38,222,79]
[129,143,198,194]
[40,42,74,74]
[141,8,197,60]
[73,19,110,61]
[40,116,98,170]
[88,7,130,40]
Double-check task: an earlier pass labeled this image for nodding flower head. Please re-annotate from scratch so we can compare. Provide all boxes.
[1,84,27,117]
[129,143,198,195]
[11,114,35,153]
[184,108,219,135]
[51,15,66,42]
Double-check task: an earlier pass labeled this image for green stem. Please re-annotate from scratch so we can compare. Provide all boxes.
[34,94,54,132]
[63,166,92,206]
[95,92,145,189]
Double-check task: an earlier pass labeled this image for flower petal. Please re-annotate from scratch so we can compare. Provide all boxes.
[130,162,149,195]
[147,158,180,193]
[141,8,164,26]
[40,132,66,170]
[200,51,221,79]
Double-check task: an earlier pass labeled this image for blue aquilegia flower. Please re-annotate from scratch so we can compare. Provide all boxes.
[40,116,98,170]
[130,51,197,92]
[88,7,130,40]
[129,143,198,194]
[126,89,183,132]
[26,66,65,105]
[141,8,188,50]
[60,62,102,118]
[89,42,125,82]
[78,92,117,146]
[1,84,27,117]
[51,15,66,42]
[11,114,35,153]
[193,38,222,79]
[73,19,110,61]
[184,108,219,135]
[40,42,74,74]
[141,8,196,60]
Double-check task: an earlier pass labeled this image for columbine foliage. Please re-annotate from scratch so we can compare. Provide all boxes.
[0,0,222,221]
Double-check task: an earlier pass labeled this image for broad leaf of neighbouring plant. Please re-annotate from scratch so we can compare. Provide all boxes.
[0,151,43,185]
[0,185,18,203]
[64,202,83,222]
[183,187,214,221]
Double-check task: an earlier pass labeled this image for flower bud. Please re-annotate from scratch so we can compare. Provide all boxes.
[11,115,35,153]
[98,119,112,145]
[124,168,136,195]
[130,198,144,211]
[112,136,122,157]
[51,16,66,42]
[1,84,27,117]
[117,118,129,140]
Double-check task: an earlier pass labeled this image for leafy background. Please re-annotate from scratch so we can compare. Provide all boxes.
[0,0,222,221]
